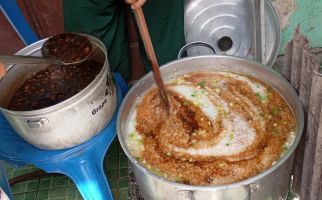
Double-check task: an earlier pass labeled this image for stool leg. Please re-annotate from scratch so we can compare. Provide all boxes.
[65,158,113,200]
[37,152,113,200]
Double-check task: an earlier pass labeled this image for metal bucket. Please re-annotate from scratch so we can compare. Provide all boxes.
[0,34,117,150]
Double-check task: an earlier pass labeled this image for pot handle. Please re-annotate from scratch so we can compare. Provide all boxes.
[176,190,196,200]
[177,41,216,59]
[247,183,260,200]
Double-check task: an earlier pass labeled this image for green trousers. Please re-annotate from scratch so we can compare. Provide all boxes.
[63,0,185,80]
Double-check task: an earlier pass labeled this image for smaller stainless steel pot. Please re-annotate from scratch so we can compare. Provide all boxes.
[117,52,304,199]
[0,35,117,150]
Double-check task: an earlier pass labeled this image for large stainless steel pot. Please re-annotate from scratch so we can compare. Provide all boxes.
[0,34,117,150]
[117,54,304,200]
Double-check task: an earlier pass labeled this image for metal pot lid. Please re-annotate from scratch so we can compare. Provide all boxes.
[184,0,280,67]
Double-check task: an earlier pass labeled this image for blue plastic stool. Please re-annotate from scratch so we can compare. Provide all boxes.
[0,73,128,200]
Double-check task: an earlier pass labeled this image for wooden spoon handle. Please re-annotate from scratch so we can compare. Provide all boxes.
[133,8,169,108]
[0,62,6,78]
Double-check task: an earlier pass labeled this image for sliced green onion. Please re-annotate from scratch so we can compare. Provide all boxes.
[197,81,206,87]
[283,144,289,151]
[255,92,267,102]
[229,133,234,141]
[191,90,198,97]
[129,132,137,139]
[271,107,280,115]
[272,127,279,135]
[211,80,217,86]
[223,111,229,117]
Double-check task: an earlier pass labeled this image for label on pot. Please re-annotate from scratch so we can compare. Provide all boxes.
[92,98,107,115]
[176,190,195,200]
[92,77,115,115]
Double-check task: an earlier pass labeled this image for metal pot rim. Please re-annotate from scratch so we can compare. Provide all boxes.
[0,35,110,116]
[117,55,304,190]
[265,0,281,67]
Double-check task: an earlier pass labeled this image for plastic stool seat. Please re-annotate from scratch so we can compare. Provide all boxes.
[0,73,127,200]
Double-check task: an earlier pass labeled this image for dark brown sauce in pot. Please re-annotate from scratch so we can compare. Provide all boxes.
[8,60,102,111]
[41,33,92,63]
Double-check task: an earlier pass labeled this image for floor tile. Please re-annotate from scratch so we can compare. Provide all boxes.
[107,156,119,170]
[106,169,118,179]
[107,144,119,156]
[75,193,83,200]
[49,187,67,199]
[39,174,57,180]
[37,190,49,200]
[50,177,69,188]
[118,188,128,200]
[119,168,128,177]
[66,186,77,199]
[27,180,39,192]
[13,193,25,200]
[25,192,37,200]
[51,197,66,200]
[118,178,128,189]
[119,154,128,168]
[11,182,28,193]
[39,179,51,190]
[111,189,117,200]
[108,179,117,189]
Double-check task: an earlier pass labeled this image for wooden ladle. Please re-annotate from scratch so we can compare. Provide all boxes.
[133,8,170,110]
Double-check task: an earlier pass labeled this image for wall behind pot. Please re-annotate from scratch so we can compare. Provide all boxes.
[0,0,64,55]
[272,0,322,54]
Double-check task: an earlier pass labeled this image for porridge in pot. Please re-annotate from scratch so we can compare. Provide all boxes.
[126,71,296,186]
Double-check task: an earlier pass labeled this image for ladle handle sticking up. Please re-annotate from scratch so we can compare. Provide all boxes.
[133,8,170,109]
[0,62,5,79]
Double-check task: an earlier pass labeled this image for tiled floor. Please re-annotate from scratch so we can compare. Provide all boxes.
[4,139,129,200]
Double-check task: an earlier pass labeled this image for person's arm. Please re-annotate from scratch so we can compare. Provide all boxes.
[125,0,147,9]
